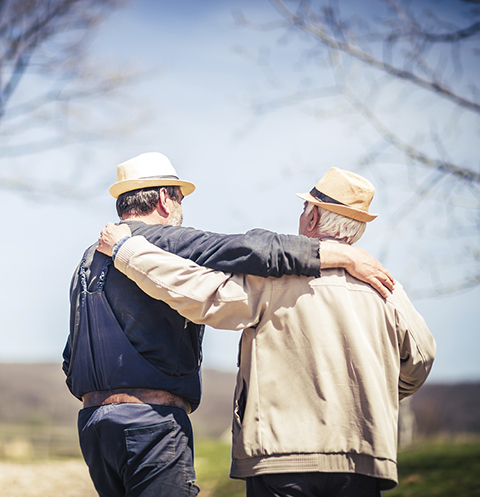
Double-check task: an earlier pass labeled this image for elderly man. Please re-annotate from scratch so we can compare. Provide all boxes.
[65,153,393,497]
[97,167,435,497]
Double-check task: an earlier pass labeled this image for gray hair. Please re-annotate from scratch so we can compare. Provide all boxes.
[305,203,366,245]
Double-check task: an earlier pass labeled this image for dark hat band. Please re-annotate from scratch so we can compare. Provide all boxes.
[309,187,346,206]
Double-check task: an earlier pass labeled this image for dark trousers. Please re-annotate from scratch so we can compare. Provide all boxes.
[78,403,199,497]
[246,472,382,497]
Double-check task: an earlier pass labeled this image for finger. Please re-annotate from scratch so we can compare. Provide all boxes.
[382,268,394,285]
[373,262,394,289]
[379,273,395,291]
[369,277,389,299]
[375,271,395,294]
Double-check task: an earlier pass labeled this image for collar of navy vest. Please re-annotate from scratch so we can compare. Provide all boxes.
[309,187,346,206]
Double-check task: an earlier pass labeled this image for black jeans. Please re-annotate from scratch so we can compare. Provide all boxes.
[246,472,382,497]
[78,403,199,497]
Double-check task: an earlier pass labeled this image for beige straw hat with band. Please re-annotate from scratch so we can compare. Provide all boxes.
[296,167,377,222]
[109,152,196,199]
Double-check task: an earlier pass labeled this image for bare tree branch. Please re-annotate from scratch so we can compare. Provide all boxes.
[343,87,480,183]
[239,0,480,297]
[0,0,144,199]
[269,0,480,113]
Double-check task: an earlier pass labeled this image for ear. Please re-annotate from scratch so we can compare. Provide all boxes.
[157,188,172,216]
[306,205,319,235]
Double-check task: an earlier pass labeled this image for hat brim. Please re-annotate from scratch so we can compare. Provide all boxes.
[296,192,377,222]
[109,178,196,199]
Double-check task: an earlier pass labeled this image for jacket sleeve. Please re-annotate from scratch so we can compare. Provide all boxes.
[392,285,436,400]
[114,236,270,330]
[129,222,320,278]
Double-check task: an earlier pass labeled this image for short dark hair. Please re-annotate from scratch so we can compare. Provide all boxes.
[116,186,181,218]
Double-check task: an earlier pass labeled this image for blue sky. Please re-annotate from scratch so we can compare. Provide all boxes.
[0,0,478,383]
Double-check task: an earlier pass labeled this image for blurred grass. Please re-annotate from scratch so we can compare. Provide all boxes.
[390,439,480,497]
[0,424,81,459]
[195,439,245,497]
[194,438,480,497]
[1,427,479,497]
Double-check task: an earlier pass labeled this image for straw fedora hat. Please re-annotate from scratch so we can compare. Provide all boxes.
[296,167,377,222]
[109,152,196,199]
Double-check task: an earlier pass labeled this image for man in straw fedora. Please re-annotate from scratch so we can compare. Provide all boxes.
[64,151,392,497]
[97,166,435,497]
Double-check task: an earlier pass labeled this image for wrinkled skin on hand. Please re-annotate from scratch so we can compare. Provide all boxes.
[346,246,394,298]
[320,242,394,299]
[96,222,132,257]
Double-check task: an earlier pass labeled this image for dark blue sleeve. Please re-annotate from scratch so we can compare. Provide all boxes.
[127,222,320,278]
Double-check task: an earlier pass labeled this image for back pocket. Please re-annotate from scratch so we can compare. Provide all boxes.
[125,421,176,469]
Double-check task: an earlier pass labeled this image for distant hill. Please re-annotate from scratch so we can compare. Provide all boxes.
[0,363,236,438]
[0,363,478,439]
[411,382,480,436]
[0,363,80,426]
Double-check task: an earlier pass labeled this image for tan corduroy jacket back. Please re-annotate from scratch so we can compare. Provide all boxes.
[114,236,436,491]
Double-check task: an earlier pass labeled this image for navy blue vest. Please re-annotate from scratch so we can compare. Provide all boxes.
[65,246,202,410]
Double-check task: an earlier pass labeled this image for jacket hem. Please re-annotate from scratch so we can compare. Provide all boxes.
[229,453,398,491]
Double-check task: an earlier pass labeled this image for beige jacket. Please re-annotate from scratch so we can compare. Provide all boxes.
[114,236,436,490]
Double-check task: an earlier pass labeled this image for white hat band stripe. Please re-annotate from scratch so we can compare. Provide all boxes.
[137,175,179,180]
